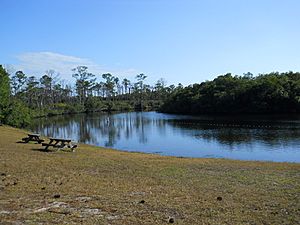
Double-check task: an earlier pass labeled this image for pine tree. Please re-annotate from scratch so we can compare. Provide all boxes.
[0,65,11,123]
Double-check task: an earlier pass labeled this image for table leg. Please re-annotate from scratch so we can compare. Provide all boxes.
[53,141,60,150]
[60,141,66,149]
[25,136,31,143]
[44,140,53,151]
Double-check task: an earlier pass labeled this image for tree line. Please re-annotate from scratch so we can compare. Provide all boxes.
[160,72,300,114]
[0,65,179,127]
[1,64,299,127]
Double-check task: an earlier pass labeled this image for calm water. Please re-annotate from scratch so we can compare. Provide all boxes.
[29,112,300,162]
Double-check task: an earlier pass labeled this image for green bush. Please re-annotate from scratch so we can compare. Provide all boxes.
[112,101,134,111]
[84,97,106,112]
[5,100,32,127]
[66,103,85,114]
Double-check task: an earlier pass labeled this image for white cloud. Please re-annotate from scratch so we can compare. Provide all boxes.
[13,51,138,83]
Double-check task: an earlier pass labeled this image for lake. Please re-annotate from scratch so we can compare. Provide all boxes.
[29,111,300,162]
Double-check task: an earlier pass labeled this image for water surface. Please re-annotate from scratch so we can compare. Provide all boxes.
[29,112,300,162]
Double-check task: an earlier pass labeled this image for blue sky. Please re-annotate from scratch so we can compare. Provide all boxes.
[1,0,300,85]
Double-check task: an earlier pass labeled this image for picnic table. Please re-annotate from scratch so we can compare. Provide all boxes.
[42,137,77,151]
[22,133,44,144]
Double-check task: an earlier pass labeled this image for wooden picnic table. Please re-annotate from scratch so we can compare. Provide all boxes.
[42,137,77,151]
[22,133,44,144]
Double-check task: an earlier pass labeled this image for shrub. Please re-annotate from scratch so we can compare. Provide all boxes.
[5,100,32,127]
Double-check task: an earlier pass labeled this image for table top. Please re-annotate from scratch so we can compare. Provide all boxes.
[28,133,40,137]
[49,137,72,142]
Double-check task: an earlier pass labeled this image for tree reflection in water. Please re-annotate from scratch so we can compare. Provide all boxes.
[167,116,300,148]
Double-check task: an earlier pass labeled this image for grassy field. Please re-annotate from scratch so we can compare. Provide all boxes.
[0,125,299,224]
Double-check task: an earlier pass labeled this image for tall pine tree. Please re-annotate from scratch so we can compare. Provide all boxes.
[0,65,10,123]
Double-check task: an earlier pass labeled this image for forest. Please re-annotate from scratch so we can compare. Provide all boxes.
[160,72,300,114]
[0,65,179,127]
[0,64,299,127]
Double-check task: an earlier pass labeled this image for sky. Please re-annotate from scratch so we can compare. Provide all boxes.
[1,0,300,85]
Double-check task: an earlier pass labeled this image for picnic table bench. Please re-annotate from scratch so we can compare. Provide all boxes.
[22,133,44,143]
[42,137,77,151]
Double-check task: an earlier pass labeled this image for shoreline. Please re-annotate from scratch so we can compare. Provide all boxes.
[19,124,299,165]
[1,125,299,224]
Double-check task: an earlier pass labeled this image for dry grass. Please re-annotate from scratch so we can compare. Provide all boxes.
[0,125,299,224]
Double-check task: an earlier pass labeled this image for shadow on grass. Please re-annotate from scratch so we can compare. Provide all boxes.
[31,148,72,153]
[16,141,42,144]
[31,148,52,153]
